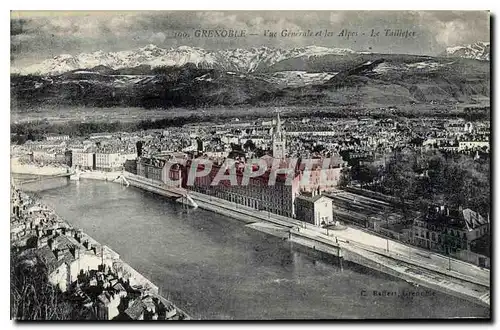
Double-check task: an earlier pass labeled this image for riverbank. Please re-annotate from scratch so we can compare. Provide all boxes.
[71,226,193,320]
[187,190,490,307]
[10,157,68,176]
[46,170,490,309]
[79,171,122,181]
[11,181,191,320]
[30,177,490,319]
[127,180,490,308]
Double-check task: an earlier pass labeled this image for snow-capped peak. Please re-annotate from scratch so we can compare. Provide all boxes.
[140,44,160,51]
[53,54,74,60]
[12,45,360,75]
[444,41,490,61]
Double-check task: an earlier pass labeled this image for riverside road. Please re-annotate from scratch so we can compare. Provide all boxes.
[29,178,489,319]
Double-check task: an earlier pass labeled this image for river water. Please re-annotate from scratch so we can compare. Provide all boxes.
[31,178,489,320]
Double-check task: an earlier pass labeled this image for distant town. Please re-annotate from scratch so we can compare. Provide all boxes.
[9,9,492,321]
[12,113,491,267]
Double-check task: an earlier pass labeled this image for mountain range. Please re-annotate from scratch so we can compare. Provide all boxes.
[12,45,361,76]
[11,43,490,110]
[443,41,490,61]
[12,42,489,76]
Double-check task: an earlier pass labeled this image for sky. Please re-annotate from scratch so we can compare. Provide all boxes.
[11,10,490,67]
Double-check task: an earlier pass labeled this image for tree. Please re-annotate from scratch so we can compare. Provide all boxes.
[243,139,256,151]
[383,150,417,219]
[351,164,378,189]
[383,149,490,217]
[338,167,351,188]
[313,144,325,153]
[358,165,377,189]
[11,252,95,320]
[230,143,243,152]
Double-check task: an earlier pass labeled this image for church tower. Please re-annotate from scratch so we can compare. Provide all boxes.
[272,113,286,159]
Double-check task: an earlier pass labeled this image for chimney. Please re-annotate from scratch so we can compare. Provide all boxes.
[54,249,63,261]
[70,246,80,259]
[48,238,57,251]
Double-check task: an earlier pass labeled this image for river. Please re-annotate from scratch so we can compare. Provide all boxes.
[31,178,489,320]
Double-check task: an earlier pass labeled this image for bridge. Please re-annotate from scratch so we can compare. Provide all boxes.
[13,171,75,185]
[122,173,198,208]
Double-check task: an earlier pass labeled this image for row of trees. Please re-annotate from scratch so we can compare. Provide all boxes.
[349,149,490,218]
[11,116,210,144]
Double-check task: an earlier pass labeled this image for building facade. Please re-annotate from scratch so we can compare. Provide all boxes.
[297,157,347,193]
[72,149,94,170]
[136,156,183,188]
[295,194,333,226]
[412,206,489,255]
[458,141,490,152]
[95,152,122,172]
[185,160,299,218]
[46,134,70,141]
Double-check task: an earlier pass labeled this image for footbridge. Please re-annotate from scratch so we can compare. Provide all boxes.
[14,170,75,185]
[123,173,198,208]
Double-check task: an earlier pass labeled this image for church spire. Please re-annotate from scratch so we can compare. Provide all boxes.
[276,112,282,133]
[272,111,286,159]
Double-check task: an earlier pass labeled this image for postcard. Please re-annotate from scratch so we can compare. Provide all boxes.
[10,10,490,321]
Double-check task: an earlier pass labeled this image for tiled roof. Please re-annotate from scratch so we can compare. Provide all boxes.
[36,245,73,274]
[296,194,327,204]
[124,299,146,320]
[112,282,126,293]
[462,209,488,230]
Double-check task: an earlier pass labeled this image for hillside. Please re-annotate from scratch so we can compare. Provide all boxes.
[11,48,490,109]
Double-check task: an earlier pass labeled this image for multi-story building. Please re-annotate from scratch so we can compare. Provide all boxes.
[295,193,333,226]
[119,153,137,166]
[90,132,114,140]
[185,159,299,218]
[137,157,163,181]
[136,156,183,187]
[95,152,121,172]
[412,206,489,254]
[297,156,348,193]
[36,234,103,293]
[458,141,490,152]
[45,134,70,141]
[72,148,94,170]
